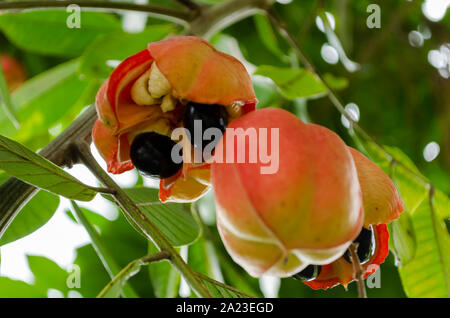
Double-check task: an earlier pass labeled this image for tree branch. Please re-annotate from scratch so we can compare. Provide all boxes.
[141,251,171,264]
[0,1,193,24]
[97,251,171,298]
[175,0,201,13]
[187,0,274,39]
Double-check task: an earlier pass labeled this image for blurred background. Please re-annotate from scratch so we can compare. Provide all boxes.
[0,0,448,298]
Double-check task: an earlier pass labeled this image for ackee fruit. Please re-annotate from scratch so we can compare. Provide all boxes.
[303,148,403,289]
[211,108,364,277]
[92,36,257,202]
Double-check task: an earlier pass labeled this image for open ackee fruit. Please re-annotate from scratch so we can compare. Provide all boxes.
[92,36,257,202]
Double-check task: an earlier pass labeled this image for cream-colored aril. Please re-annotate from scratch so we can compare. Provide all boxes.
[127,118,173,144]
[131,69,160,106]
[161,94,176,113]
[148,62,171,98]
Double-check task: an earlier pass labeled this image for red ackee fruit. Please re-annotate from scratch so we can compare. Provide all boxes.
[211,108,403,288]
[92,36,257,202]
[211,108,364,277]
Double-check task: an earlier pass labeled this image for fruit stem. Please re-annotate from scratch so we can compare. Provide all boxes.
[348,243,368,298]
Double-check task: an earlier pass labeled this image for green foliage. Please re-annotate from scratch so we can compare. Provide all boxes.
[0,277,46,298]
[69,202,139,298]
[148,242,180,298]
[0,134,98,200]
[104,187,201,247]
[79,25,174,79]
[388,214,416,266]
[0,190,59,246]
[255,65,327,100]
[67,208,153,298]
[0,11,122,57]
[27,255,71,296]
[0,59,98,150]
[0,57,18,127]
[364,143,450,297]
[398,197,450,297]
[196,272,253,298]
[253,14,288,62]
[98,257,145,298]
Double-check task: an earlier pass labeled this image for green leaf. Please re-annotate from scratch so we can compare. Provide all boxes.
[362,142,449,297]
[0,134,97,201]
[0,277,46,297]
[252,75,281,109]
[0,190,59,246]
[188,236,218,278]
[253,14,287,61]
[0,57,19,128]
[71,244,111,298]
[0,171,8,185]
[98,258,144,298]
[79,25,174,79]
[254,65,327,100]
[398,197,450,297]
[69,201,139,298]
[148,242,180,298]
[196,272,253,298]
[0,60,97,150]
[387,146,428,213]
[4,60,78,115]
[0,11,121,57]
[323,73,349,91]
[68,208,152,297]
[364,143,428,213]
[104,187,201,246]
[435,190,450,220]
[27,255,70,296]
[388,212,417,266]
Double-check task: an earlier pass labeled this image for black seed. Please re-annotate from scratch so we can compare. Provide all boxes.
[292,265,321,281]
[130,132,182,179]
[183,102,228,150]
[344,225,376,265]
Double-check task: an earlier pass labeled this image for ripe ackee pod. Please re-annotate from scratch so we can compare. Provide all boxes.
[304,148,403,289]
[211,108,364,277]
[92,36,257,202]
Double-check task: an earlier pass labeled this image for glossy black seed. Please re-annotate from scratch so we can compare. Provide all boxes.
[344,225,376,265]
[130,132,182,179]
[292,265,321,281]
[183,102,228,150]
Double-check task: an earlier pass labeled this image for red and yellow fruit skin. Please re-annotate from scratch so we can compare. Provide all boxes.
[92,36,257,202]
[211,108,364,277]
[304,148,404,290]
[1,54,26,92]
[349,147,403,227]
